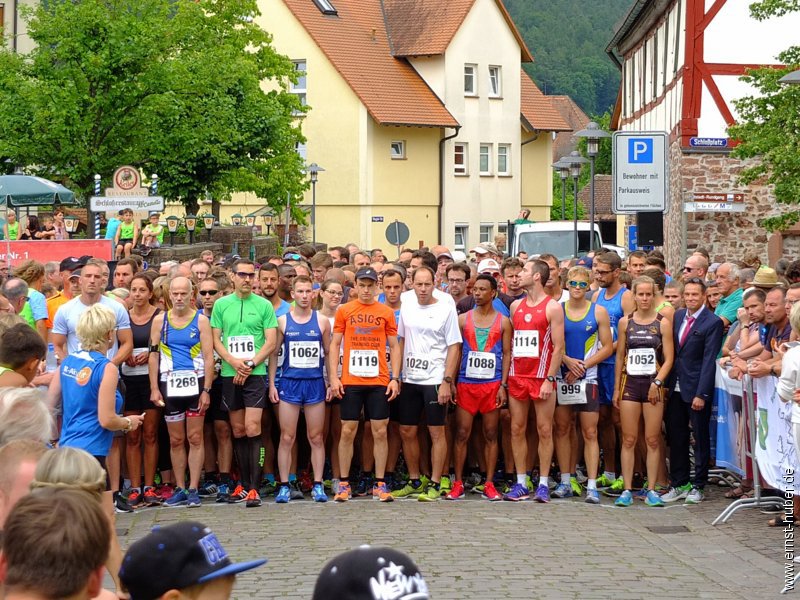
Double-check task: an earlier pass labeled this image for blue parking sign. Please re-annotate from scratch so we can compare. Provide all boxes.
[628,138,653,163]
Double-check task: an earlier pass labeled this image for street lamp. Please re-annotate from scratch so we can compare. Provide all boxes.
[151,173,158,196]
[574,122,611,252]
[231,213,243,226]
[779,69,800,85]
[307,163,325,246]
[563,151,589,258]
[185,213,197,245]
[552,159,570,220]
[166,215,180,246]
[202,213,215,242]
[64,215,80,239]
[262,213,273,236]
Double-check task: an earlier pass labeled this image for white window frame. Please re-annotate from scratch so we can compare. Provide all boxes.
[464,64,477,96]
[454,143,468,176]
[497,144,510,175]
[290,60,307,114]
[479,144,492,176]
[390,140,406,160]
[312,0,337,15]
[454,224,468,251]
[488,65,502,97]
[479,223,493,244]
[295,142,307,162]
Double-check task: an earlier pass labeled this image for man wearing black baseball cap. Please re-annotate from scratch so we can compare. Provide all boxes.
[119,521,266,599]
[47,256,90,328]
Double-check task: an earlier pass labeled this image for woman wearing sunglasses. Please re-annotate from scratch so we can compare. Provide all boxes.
[553,266,614,504]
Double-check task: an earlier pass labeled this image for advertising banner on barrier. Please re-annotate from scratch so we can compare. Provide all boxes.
[714,365,745,476]
[0,240,114,265]
[754,375,799,493]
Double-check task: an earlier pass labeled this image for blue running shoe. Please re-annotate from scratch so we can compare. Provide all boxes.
[645,489,665,507]
[215,483,230,503]
[165,488,188,507]
[615,490,633,507]
[186,488,201,507]
[275,485,291,504]
[312,483,328,503]
[552,482,573,498]
[585,489,600,504]
[534,484,550,503]
[503,483,530,502]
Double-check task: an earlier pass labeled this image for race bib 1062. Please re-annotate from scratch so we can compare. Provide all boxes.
[288,341,320,369]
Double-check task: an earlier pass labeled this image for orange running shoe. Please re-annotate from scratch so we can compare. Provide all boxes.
[334,481,352,502]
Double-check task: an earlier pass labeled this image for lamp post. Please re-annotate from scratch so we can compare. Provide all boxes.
[307,163,325,246]
[574,122,611,251]
[151,173,158,196]
[564,151,589,258]
[552,159,570,220]
[64,215,80,239]
[262,213,273,236]
[166,215,180,246]
[202,213,214,242]
[185,213,197,246]
[779,69,800,85]
[231,213,243,227]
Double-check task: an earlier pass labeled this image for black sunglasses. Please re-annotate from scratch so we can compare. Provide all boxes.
[199,290,219,296]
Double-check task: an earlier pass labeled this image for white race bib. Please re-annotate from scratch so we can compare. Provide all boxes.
[288,341,320,369]
[513,330,540,358]
[627,348,657,376]
[349,349,379,378]
[167,370,199,398]
[121,348,149,377]
[557,380,587,405]
[405,354,432,380]
[276,344,285,368]
[465,351,496,379]
[227,335,255,359]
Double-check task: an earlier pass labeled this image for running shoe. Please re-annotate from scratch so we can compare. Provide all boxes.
[552,483,573,499]
[143,487,161,506]
[392,481,423,499]
[165,488,188,507]
[503,483,530,502]
[198,481,218,497]
[482,481,503,502]
[127,489,143,508]
[439,476,452,496]
[635,487,649,502]
[186,488,201,507]
[595,473,614,488]
[289,480,305,500]
[570,476,583,496]
[575,467,588,484]
[372,481,394,503]
[113,492,134,513]
[299,471,314,494]
[334,481,352,502]
[215,483,230,503]
[465,472,483,491]
[645,490,665,507]
[534,484,551,503]
[685,487,704,505]
[275,485,291,504]
[312,483,328,503]
[525,475,534,492]
[445,480,465,500]
[660,483,692,503]
[259,480,277,498]
[615,490,633,507]
[227,484,248,504]
[585,489,600,504]
[610,477,625,493]
[354,475,372,497]
[157,484,175,502]
[471,482,485,495]
[245,489,262,507]
[418,486,440,502]
[331,478,341,494]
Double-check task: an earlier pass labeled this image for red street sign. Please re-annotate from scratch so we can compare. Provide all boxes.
[0,239,114,266]
[691,192,744,203]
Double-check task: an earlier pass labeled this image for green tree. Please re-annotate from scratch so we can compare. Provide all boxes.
[728,0,800,231]
[0,0,306,216]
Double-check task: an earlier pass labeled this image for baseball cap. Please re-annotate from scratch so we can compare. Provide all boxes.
[355,267,379,281]
[478,258,501,273]
[437,251,454,261]
[59,256,88,272]
[313,546,429,600]
[452,250,467,263]
[576,255,593,268]
[69,269,81,279]
[120,521,267,600]
[471,242,499,255]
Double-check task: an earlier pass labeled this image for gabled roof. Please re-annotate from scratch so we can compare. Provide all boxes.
[520,70,571,132]
[283,0,458,128]
[383,0,533,62]
[578,174,613,218]
[550,94,590,159]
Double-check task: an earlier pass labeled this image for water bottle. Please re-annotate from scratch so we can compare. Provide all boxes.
[46,343,58,372]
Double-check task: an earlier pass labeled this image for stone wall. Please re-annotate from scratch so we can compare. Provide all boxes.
[146,242,222,267]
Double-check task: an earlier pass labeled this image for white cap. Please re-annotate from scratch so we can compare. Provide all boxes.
[478,258,501,273]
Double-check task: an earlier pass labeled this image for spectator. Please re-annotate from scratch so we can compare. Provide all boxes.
[12,260,49,341]
[19,215,40,240]
[664,280,684,310]
[0,323,47,387]
[329,246,349,263]
[776,257,791,279]
[713,263,743,329]
[746,286,789,379]
[0,440,48,529]
[514,208,533,224]
[751,265,780,291]
[2,210,21,240]
[682,254,709,281]
[706,282,722,310]
[44,261,61,290]
[0,387,52,447]
[627,250,647,278]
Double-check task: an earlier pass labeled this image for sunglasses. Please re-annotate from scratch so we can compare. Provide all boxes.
[568,280,589,289]
[235,272,256,279]
[682,266,695,272]
[199,290,219,296]
[594,269,614,276]
[283,253,301,260]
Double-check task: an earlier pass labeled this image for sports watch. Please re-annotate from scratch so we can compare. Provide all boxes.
[546,375,556,383]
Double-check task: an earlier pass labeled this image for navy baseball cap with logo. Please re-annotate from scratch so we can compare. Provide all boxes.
[355,267,379,281]
[120,521,267,599]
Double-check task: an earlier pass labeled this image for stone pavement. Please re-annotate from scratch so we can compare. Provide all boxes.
[116,485,794,599]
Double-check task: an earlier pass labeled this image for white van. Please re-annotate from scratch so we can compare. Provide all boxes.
[509,221,626,261]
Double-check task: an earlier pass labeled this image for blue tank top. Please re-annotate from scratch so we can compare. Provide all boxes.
[159,310,204,379]
[458,311,503,383]
[281,311,324,379]
[595,287,625,365]
[59,350,123,457]
[562,303,600,382]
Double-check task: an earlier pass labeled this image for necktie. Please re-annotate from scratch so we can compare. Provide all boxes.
[679,315,695,346]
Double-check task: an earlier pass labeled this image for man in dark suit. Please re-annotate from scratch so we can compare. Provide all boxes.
[662,277,724,504]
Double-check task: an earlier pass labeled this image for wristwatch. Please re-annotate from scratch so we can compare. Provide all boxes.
[203,387,213,394]
[444,376,454,383]
[244,360,255,369]
[546,375,556,383]
[653,378,663,388]
[501,382,508,389]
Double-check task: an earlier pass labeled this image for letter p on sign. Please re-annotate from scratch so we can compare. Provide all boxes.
[628,138,653,163]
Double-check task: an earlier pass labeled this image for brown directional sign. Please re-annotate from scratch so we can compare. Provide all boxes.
[691,193,744,203]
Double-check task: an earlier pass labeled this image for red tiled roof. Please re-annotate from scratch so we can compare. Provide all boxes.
[520,71,571,132]
[550,95,590,161]
[384,0,533,62]
[283,0,457,127]
[578,174,613,218]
